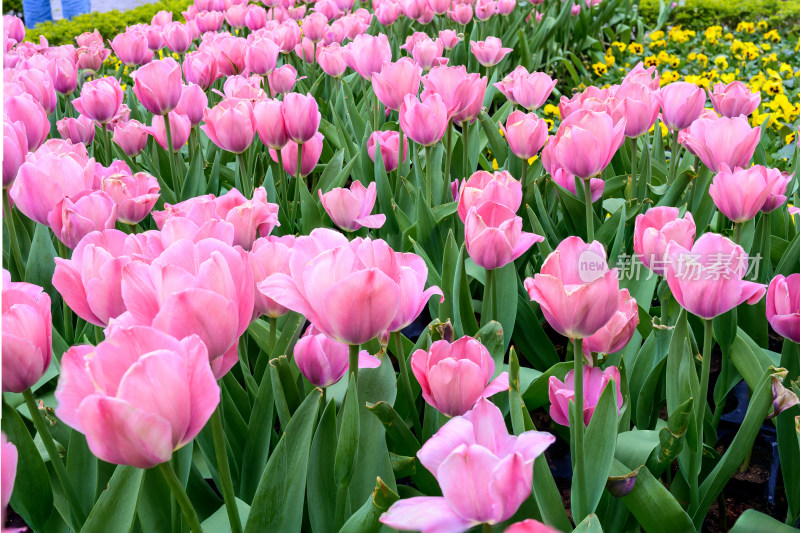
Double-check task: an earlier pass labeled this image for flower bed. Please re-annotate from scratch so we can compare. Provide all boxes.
[2,1,800,533]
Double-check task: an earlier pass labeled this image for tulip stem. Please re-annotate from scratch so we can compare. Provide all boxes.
[269,316,278,354]
[295,143,304,231]
[349,344,360,384]
[163,115,182,195]
[521,158,528,190]
[584,178,594,242]
[277,148,289,215]
[425,144,433,208]
[3,190,26,279]
[211,407,243,533]
[733,222,742,246]
[666,130,680,186]
[760,213,771,282]
[22,389,86,530]
[57,240,75,344]
[482,524,493,533]
[484,268,497,324]
[630,136,638,202]
[571,338,587,523]
[101,123,112,166]
[462,121,470,177]
[698,319,714,449]
[397,127,405,184]
[444,122,453,193]
[158,460,203,533]
[393,332,422,437]
[237,152,251,199]
[373,89,380,132]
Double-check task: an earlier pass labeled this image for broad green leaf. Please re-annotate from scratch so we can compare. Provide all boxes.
[573,514,603,533]
[366,401,420,457]
[729,509,798,533]
[239,364,275,503]
[81,466,144,533]
[308,399,338,533]
[335,378,361,487]
[245,389,322,533]
[201,499,251,533]
[474,320,505,378]
[338,477,399,533]
[25,223,57,295]
[66,431,96,520]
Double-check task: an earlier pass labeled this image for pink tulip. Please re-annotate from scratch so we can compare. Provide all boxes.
[102,170,160,225]
[411,336,509,416]
[494,66,557,111]
[549,365,623,426]
[273,21,301,53]
[624,62,660,90]
[201,98,256,153]
[253,98,289,149]
[2,274,52,393]
[8,67,57,114]
[249,235,295,318]
[55,326,219,468]
[245,5,268,30]
[549,167,604,203]
[225,4,248,27]
[72,76,124,124]
[163,22,193,53]
[222,74,267,102]
[422,65,485,122]
[372,58,422,111]
[2,432,18,530]
[319,181,386,232]
[710,164,782,223]
[50,56,79,94]
[149,112,192,153]
[475,0,498,20]
[174,84,208,127]
[195,10,225,32]
[498,0,516,14]
[399,93,448,146]
[452,75,487,126]
[112,119,149,157]
[411,37,448,71]
[633,206,696,275]
[183,50,218,90]
[269,133,324,177]
[525,237,620,339]
[614,81,661,138]
[766,274,800,343]
[679,115,760,172]
[132,58,182,116]
[111,30,150,66]
[302,13,328,42]
[76,43,111,72]
[144,25,165,51]
[294,325,381,387]
[367,130,407,173]
[267,64,298,95]
[4,15,25,43]
[259,229,440,344]
[448,3,473,24]
[316,43,348,78]
[47,190,117,249]
[660,81,705,131]
[548,109,626,178]
[465,202,543,270]
[282,93,321,144]
[665,233,766,319]
[4,93,49,149]
[470,37,512,67]
[501,110,548,160]
[761,171,793,213]
[380,398,555,532]
[506,519,561,533]
[245,36,280,75]
[583,289,638,356]
[439,29,460,49]
[346,33,391,81]
[708,81,760,118]
[57,115,96,145]
[9,139,95,225]
[119,238,254,378]
[428,0,451,15]
[215,36,248,76]
[3,118,28,187]
[457,170,522,222]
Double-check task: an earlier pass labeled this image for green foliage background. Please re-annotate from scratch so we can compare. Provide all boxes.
[639,0,800,31]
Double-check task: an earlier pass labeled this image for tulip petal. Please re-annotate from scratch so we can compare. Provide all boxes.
[379,497,473,533]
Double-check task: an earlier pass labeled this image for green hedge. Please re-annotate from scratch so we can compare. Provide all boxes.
[638,0,800,32]
[24,0,192,46]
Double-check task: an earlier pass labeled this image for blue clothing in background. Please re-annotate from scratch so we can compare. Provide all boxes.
[22,0,91,28]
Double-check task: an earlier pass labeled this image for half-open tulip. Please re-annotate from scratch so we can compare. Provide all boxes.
[245,36,280,75]
[57,115,96,145]
[3,118,28,187]
[549,365,623,426]
[282,93,321,144]
[380,398,555,532]
[494,66,556,111]
[614,81,661,138]
[111,30,150,66]
[4,93,50,149]
[399,92,448,146]
[761,171,793,213]
[708,81,760,118]
[174,83,208,126]
[201,98,256,153]
[249,235,296,318]
[506,520,561,533]
[465,202,543,270]
[548,109,626,178]
[253,98,289,149]
[319,181,386,232]
[501,110,548,160]
[2,274,52,393]
[72,76,124,124]
[710,164,781,223]
[659,81,705,131]
[270,133,324,177]
[183,49,218,90]
[132,58,182,115]
[372,58,422,111]
[679,115,760,172]
[411,336,509,416]
[55,326,219,468]
[470,37,512,67]
[149,112,192,153]
[102,169,160,224]
[525,237,619,338]
[457,170,522,221]
[367,130,407,172]
[633,206,696,275]
[47,190,118,249]
[766,274,800,343]
[113,119,149,157]
[294,325,381,387]
[345,33,391,80]
[583,289,639,356]
[665,233,766,319]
